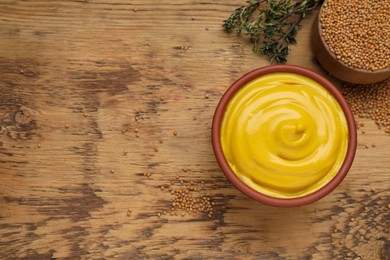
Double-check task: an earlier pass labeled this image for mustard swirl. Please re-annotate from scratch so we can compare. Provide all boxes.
[221,72,349,198]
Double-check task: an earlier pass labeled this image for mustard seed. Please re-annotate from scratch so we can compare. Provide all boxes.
[65,124,69,129]
[342,79,390,134]
[160,176,216,219]
[321,0,390,71]
[173,131,178,136]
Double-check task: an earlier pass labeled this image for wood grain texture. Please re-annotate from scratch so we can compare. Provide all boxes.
[0,1,389,259]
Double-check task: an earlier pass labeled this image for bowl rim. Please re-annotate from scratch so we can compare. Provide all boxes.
[211,65,357,207]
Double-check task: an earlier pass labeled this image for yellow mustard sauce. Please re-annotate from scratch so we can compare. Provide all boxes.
[221,72,349,198]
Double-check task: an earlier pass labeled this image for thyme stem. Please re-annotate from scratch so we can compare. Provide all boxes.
[223,0,323,63]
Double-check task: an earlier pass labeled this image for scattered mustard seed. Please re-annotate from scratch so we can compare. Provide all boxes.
[65,124,69,129]
[342,79,390,134]
[134,128,139,133]
[173,131,178,136]
[110,169,114,174]
[37,144,41,148]
[160,177,215,219]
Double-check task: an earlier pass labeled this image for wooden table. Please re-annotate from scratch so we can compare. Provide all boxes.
[1,1,389,259]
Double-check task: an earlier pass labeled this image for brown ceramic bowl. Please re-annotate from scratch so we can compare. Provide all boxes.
[312,0,390,84]
[212,65,357,207]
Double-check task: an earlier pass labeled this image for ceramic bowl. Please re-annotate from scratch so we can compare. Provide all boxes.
[212,65,357,207]
[312,1,390,84]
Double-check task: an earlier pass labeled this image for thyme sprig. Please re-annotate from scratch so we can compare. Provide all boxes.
[224,0,322,63]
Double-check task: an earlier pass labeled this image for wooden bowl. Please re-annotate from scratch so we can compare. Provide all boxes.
[212,65,357,207]
[312,3,390,84]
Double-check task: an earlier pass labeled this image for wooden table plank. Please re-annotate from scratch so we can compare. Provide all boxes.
[0,1,389,259]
